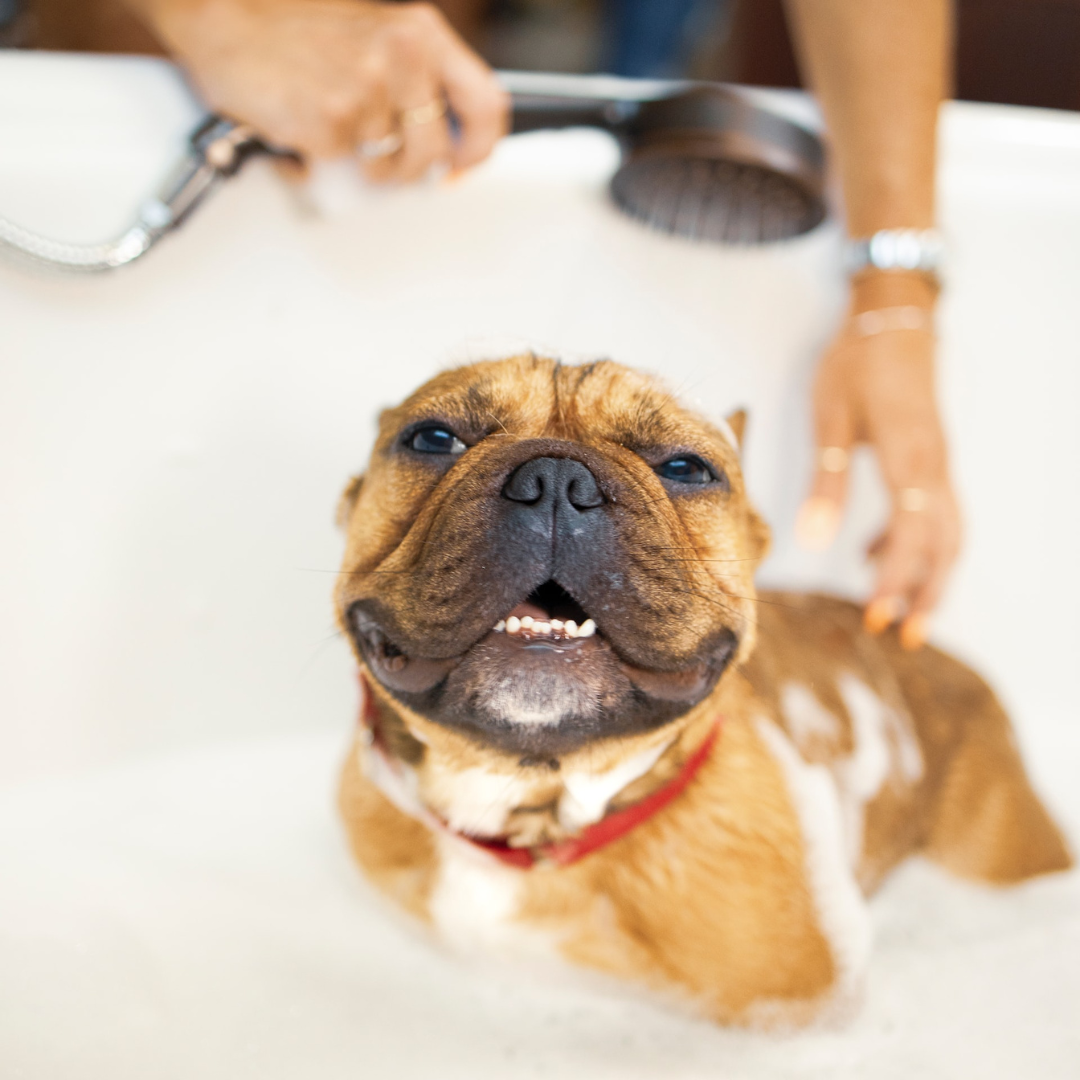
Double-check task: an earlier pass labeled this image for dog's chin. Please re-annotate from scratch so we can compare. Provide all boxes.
[354,601,737,758]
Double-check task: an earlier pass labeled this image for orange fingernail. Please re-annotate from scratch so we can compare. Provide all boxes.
[441,166,470,187]
[900,614,929,651]
[865,596,900,635]
[795,497,841,552]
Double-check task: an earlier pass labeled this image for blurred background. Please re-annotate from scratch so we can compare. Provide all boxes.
[5,0,1080,110]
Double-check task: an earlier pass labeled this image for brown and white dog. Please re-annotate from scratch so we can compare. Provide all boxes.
[335,355,1071,1026]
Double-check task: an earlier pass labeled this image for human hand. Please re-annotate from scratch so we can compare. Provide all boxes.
[142,0,509,181]
[796,273,962,649]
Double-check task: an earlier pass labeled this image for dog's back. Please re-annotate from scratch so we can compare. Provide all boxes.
[746,592,1072,893]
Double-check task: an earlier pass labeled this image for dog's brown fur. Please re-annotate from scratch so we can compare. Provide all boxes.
[336,356,1071,1025]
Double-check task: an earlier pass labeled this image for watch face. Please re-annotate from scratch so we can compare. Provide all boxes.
[846,229,943,281]
[868,229,941,272]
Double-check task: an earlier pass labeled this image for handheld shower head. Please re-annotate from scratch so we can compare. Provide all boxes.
[505,73,827,245]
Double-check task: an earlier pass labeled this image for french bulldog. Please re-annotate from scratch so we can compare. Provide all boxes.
[335,355,1070,1025]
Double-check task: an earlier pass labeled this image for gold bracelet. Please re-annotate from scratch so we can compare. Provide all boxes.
[850,306,935,338]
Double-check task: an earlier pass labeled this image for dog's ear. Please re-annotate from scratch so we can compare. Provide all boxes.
[336,474,365,530]
[724,408,748,450]
[722,408,768,560]
[747,506,772,563]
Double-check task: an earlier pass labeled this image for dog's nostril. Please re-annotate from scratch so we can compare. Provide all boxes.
[502,457,605,511]
[566,471,603,511]
[502,461,545,504]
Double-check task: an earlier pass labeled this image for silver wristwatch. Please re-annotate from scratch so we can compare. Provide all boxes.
[844,228,945,284]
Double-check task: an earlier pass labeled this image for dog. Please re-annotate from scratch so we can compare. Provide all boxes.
[334,355,1071,1026]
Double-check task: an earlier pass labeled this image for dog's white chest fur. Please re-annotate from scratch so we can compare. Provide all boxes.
[419,734,674,838]
[420,740,672,961]
[429,836,559,960]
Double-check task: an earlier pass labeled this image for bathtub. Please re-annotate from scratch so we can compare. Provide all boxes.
[1,49,1078,1080]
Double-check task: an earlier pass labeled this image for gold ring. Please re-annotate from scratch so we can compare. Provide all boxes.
[400,98,447,128]
[898,487,928,512]
[357,132,404,160]
[819,446,849,473]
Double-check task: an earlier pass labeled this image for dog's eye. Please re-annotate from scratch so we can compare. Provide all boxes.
[409,426,467,455]
[656,456,719,486]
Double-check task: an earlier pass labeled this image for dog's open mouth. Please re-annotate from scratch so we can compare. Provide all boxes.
[351,571,736,755]
[352,579,607,694]
[493,580,597,642]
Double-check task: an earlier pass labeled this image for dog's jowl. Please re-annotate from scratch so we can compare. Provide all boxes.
[335,356,1071,1026]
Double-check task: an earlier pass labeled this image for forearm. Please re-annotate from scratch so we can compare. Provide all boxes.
[113,0,248,55]
[784,0,949,235]
[788,2,958,632]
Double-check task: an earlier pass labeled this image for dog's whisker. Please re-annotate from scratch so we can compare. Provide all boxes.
[484,410,511,437]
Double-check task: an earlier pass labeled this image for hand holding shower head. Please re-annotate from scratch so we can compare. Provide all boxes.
[0,73,826,273]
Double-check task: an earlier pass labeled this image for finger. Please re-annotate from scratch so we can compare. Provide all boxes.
[867,442,949,634]
[380,25,451,183]
[865,594,903,636]
[353,66,399,183]
[439,48,509,170]
[394,95,454,182]
[796,358,856,552]
[866,529,888,560]
[865,512,933,634]
[796,447,850,551]
[900,512,961,649]
[863,406,947,634]
[899,577,939,651]
[417,6,508,170]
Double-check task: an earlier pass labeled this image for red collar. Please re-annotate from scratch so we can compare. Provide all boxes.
[359,675,721,870]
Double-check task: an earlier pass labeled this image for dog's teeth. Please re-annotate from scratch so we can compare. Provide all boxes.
[503,615,591,639]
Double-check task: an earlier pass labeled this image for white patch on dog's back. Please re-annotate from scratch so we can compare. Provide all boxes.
[833,674,925,863]
[559,736,674,832]
[781,682,840,753]
[754,716,872,1015]
[836,675,893,807]
[779,676,926,868]
[838,673,923,788]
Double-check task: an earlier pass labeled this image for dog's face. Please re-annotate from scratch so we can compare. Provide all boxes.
[336,357,769,758]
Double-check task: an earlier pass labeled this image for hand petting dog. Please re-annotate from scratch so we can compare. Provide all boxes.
[797,273,961,651]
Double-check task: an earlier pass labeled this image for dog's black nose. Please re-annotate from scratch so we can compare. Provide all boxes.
[503,456,605,512]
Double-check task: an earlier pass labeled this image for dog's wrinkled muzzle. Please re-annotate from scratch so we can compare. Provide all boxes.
[344,439,741,755]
